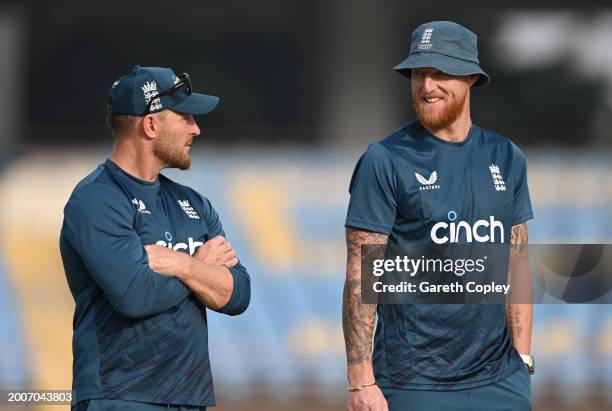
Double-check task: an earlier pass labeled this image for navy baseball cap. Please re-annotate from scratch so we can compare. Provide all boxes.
[394,21,489,87]
[107,66,219,115]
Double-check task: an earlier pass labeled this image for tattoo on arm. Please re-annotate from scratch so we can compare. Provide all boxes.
[342,228,388,366]
[510,223,528,254]
[507,222,532,353]
[506,307,524,339]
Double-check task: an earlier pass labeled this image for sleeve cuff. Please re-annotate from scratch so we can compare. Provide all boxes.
[512,212,534,226]
[218,265,251,316]
[345,218,393,235]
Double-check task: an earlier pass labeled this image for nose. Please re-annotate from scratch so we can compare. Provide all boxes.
[192,119,201,137]
[422,74,437,94]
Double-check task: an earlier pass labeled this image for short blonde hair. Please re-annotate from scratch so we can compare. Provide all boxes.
[105,113,138,139]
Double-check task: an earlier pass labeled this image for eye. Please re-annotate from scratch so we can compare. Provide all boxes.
[412,70,425,78]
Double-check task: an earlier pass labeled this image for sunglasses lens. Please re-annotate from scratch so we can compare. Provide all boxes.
[182,74,192,94]
[172,73,191,95]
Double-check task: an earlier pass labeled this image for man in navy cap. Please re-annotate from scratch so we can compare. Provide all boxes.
[60,66,251,411]
[343,21,534,410]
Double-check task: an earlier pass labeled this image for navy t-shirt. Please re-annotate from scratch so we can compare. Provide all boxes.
[60,159,251,406]
[345,120,533,390]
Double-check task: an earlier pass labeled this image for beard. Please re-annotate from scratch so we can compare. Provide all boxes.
[153,135,192,170]
[412,90,467,130]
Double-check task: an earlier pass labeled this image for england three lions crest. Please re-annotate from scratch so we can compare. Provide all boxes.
[489,164,506,191]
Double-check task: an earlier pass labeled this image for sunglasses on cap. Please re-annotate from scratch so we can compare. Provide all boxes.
[143,72,192,115]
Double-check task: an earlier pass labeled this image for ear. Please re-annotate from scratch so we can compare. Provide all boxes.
[468,74,479,87]
[141,114,161,139]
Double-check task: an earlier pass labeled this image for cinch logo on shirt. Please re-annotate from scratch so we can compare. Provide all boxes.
[156,237,203,255]
[431,211,505,244]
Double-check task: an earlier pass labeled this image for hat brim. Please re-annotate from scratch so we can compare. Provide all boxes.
[394,52,489,87]
[171,92,219,115]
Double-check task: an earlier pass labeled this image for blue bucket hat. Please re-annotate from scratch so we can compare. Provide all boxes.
[394,21,489,87]
[107,66,219,115]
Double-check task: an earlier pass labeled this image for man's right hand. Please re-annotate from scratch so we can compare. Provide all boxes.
[347,385,388,411]
[194,235,238,268]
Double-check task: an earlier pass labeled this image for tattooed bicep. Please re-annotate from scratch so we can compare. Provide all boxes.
[345,227,389,273]
[346,227,389,247]
[510,223,528,253]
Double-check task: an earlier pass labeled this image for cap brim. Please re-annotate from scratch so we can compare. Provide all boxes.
[171,92,219,115]
[394,52,489,87]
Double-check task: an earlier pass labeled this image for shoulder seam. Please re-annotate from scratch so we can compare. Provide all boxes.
[370,141,401,197]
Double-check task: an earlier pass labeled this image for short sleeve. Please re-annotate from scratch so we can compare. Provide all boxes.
[345,143,398,234]
[511,144,534,225]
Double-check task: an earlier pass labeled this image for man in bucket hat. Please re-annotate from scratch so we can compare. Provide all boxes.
[343,21,534,410]
[60,66,251,411]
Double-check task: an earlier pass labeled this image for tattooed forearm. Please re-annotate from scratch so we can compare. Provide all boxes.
[506,305,524,339]
[342,280,377,365]
[342,227,388,366]
[511,223,528,254]
[506,302,532,353]
[507,222,532,354]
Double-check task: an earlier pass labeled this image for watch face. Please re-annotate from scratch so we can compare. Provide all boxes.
[527,356,535,375]
[520,354,534,367]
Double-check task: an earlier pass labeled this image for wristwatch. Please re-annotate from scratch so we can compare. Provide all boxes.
[520,354,535,375]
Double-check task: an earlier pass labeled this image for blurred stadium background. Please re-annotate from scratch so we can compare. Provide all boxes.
[0,2,611,410]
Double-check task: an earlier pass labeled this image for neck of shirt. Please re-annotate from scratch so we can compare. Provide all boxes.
[415,120,476,151]
[106,159,161,188]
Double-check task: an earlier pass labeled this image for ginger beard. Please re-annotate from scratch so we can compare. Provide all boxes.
[412,83,469,130]
[153,129,192,170]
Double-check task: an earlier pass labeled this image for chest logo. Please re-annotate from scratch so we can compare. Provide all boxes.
[178,200,200,220]
[415,171,440,191]
[489,164,507,192]
[132,198,151,215]
[431,211,505,244]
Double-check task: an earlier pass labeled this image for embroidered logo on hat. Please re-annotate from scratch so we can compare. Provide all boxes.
[418,28,434,50]
[141,81,162,111]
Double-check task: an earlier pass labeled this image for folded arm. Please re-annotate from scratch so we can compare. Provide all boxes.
[62,185,190,319]
[145,235,250,315]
